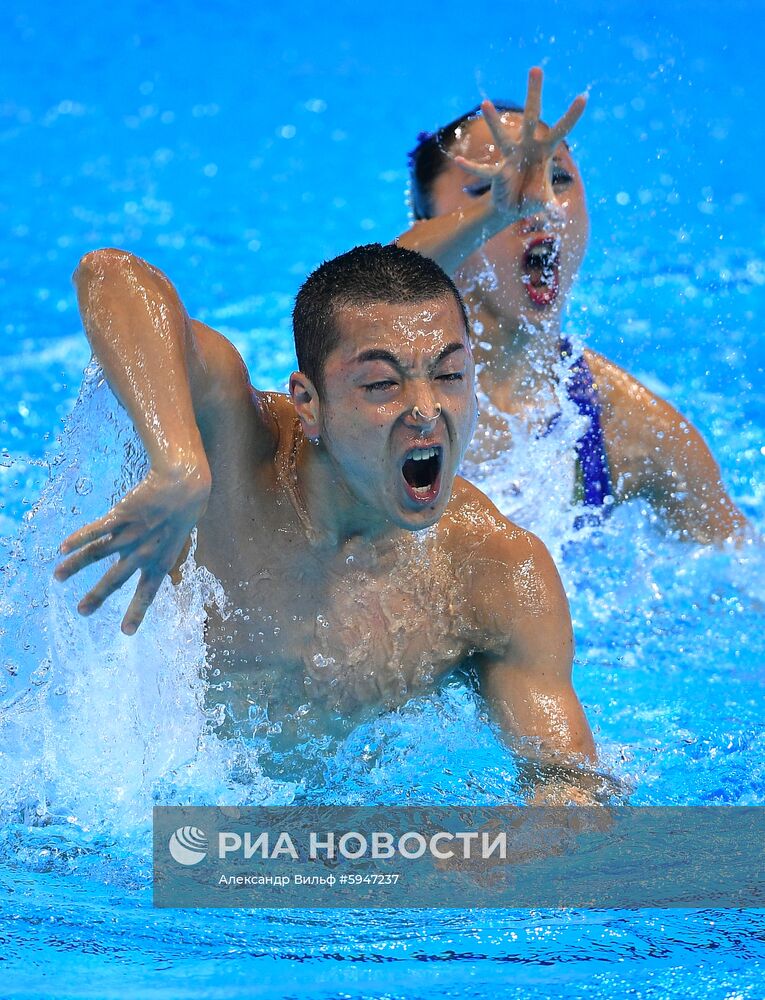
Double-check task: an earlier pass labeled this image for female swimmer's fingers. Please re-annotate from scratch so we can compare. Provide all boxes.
[480,100,515,156]
[121,570,165,635]
[76,554,140,617]
[54,535,120,582]
[547,94,588,146]
[60,511,119,555]
[452,155,500,180]
[521,66,543,141]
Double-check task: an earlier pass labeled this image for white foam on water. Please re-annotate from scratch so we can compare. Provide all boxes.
[0,364,298,836]
[462,335,595,561]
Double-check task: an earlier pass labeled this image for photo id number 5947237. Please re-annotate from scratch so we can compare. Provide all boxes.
[339,874,401,885]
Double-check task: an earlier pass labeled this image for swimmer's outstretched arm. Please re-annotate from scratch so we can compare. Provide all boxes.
[395,67,586,275]
[587,350,749,543]
[468,527,616,806]
[54,249,261,633]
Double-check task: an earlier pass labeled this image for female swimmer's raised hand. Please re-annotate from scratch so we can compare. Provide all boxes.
[453,67,587,221]
[54,465,210,635]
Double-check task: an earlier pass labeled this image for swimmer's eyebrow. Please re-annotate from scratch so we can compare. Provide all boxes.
[432,342,466,367]
[354,343,465,371]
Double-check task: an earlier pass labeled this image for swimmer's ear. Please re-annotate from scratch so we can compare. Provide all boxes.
[289,371,322,440]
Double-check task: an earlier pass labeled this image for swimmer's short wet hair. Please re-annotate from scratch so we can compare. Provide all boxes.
[409,101,523,221]
[293,242,469,393]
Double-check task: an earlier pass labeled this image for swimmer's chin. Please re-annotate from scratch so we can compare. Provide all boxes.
[391,503,445,533]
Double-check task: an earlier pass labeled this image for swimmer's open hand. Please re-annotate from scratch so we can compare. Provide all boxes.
[453,67,586,222]
[54,465,211,635]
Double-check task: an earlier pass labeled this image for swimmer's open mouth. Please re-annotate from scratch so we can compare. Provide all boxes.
[522,237,560,307]
[401,445,443,504]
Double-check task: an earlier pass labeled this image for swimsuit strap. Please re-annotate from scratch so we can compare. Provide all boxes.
[560,338,613,508]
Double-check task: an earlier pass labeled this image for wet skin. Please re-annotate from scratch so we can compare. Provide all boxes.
[55,249,596,797]
[196,298,482,734]
[399,70,747,543]
[431,115,589,329]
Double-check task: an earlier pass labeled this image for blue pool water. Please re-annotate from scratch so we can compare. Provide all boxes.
[1,1,765,996]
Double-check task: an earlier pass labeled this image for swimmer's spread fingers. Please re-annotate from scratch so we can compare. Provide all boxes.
[547,94,588,146]
[54,535,120,582]
[59,511,119,556]
[76,554,141,618]
[481,100,515,157]
[452,154,500,179]
[521,66,543,141]
[121,570,165,635]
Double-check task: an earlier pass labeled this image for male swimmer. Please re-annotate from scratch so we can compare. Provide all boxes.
[398,68,747,544]
[55,243,606,803]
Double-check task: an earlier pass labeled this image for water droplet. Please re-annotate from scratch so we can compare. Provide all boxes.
[312,653,335,670]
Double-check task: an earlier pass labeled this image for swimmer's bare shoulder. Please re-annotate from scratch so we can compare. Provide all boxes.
[440,476,571,648]
[184,320,280,476]
[439,476,594,763]
[583,348,691,492]
[584,348,745,541]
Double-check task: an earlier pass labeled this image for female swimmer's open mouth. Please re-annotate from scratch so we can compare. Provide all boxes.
[522,237,560,307]
[401,445,443,505]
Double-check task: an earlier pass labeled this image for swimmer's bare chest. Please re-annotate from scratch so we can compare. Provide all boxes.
[194,477,477,721]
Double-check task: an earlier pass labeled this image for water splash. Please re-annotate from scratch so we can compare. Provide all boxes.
[0,364,295,836]
[1,350,763,848]
[462,335,591,561]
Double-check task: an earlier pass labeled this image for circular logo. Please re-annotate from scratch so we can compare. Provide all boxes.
[168,826,208,866]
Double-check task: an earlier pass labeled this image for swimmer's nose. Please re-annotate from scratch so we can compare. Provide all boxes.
[403,385,441,428]
[516,165,566,228]
[520,200,565,231]
[545,198,566,224]
[519,215,545,232]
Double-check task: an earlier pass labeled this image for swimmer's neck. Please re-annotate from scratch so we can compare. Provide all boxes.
[292,429,403,550]
[464,292,565,394]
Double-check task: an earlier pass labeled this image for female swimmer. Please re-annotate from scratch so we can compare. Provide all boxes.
[397,68,746,544]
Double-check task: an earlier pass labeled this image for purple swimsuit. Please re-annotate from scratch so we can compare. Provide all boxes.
[560,338,613,511]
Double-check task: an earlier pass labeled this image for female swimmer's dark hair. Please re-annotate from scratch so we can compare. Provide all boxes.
[409,101,523,221]
[293,243,469,394]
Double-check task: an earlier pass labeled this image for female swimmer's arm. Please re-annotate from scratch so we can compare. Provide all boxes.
[54,248,262,634]
[588,351,748,543]
[395,68,586,275]
[396,190,508,276]
[469,525,615,805]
